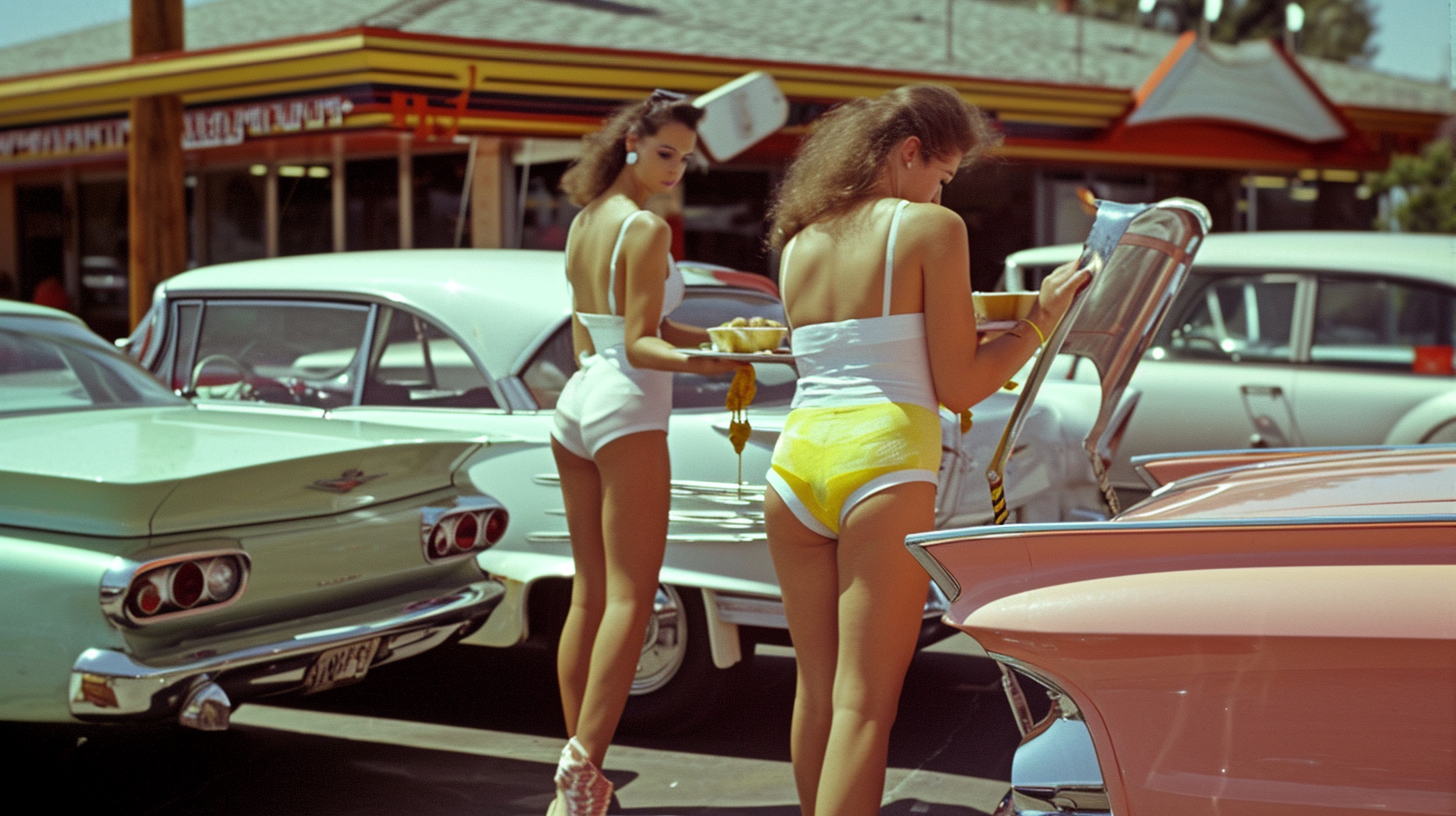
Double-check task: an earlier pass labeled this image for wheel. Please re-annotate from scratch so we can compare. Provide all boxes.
[618,584,752,735]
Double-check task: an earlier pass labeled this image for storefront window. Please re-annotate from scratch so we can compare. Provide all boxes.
[206,170,265,264]
[77,179,130,339]
[683,167,770,274]
[15,185,65,304]
[412,152,468,248]
[346,157,399,251]
[276,165,332,257]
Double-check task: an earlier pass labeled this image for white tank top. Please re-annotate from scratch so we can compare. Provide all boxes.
[782,199,937,411]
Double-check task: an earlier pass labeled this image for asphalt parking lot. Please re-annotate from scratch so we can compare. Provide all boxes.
[9,634,1019,815]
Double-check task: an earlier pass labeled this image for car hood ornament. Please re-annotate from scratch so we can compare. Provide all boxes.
[310,469,386,493]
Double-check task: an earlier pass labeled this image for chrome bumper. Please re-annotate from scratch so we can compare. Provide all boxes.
[69,580,504,729]
[992,656,1110,816]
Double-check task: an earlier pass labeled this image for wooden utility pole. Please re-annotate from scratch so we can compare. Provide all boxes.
[128,0,186,328]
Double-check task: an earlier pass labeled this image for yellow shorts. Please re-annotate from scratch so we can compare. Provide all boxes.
[767,401,941,538]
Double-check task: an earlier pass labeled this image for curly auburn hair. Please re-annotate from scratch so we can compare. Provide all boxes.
[560,90,706,206]
[766,84,1001,249]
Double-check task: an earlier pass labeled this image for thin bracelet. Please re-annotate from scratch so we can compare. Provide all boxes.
[1021,317,1047,346]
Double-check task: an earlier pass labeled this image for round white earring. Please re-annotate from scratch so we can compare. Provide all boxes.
[626,151,639,165]
[906,161,912,169]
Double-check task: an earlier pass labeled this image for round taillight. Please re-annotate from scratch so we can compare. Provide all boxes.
[484,510,507,545]
[171,561,205,608]
[430,523,453,558]
[453,513,479,551]
[204,557,241,602]
[133,580,163,616]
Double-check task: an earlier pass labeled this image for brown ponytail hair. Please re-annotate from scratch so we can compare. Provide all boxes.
[560,90,706,206]
[766,84,1000,249]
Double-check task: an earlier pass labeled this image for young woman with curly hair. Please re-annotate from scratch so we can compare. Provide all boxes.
[764,84,1091,815]
[545,89,744,816]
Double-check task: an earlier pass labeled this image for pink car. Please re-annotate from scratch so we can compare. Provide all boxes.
[909,445,1456,816]
[907,200,1455,815]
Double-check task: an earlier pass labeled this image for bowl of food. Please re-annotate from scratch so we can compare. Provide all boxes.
[973,291,1038,323]
[708,317,787,353]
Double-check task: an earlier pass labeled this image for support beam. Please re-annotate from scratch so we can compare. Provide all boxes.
[127,0,185,328]
[398,134,413,249]
[332,135,346,252]
[470,137,504,249]
[0,175,14,297]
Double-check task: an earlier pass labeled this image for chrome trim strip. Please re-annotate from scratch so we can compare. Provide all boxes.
[990,654,1110,815]
[907,512,1456,549]
[1130,443,1434,480]
[70,580,503,723]
[905,537,963,603]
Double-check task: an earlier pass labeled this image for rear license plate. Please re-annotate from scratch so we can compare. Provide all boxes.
[301,638,380,694]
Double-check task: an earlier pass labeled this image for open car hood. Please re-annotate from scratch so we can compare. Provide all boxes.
[987,198,1211,520]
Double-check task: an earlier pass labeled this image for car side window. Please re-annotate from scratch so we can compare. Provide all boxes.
[518,289,797,411]
[1152,273,1295,363]
[1311,277,1456,372]
[188,300,369,408]
[362,307,497,408]
[520,322,575,410]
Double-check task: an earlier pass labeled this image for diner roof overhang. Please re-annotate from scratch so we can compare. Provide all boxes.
[0,27,1439,172]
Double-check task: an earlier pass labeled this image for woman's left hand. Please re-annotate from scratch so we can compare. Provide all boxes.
[1030,257,1095,330]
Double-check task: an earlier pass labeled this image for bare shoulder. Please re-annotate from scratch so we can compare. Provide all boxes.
[898,201,966,241]
[625,208,670,236]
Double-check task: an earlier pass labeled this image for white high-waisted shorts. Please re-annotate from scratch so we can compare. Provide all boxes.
[552,345,672,460]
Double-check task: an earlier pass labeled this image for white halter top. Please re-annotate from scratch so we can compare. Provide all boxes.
[781,199,937,411]
[572,210,686,352]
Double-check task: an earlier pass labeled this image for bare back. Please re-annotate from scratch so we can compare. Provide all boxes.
[781,198,930,326]
[565,197,667,316]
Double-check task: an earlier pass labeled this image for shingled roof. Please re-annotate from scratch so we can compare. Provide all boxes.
[0,0,1450,115]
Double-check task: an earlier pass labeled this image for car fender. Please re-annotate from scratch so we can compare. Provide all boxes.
[468,548,775,667]
[1384,390,1456,444]
[0,533,121,721]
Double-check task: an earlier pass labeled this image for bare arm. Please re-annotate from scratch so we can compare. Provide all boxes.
[619,215,742,376]
[659,318,710,349]
[919,206,1088,413]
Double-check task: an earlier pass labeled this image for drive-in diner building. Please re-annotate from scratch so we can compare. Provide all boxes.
[0,0,1449,338]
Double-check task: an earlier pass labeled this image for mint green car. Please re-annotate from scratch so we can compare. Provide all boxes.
[0,301,508,730]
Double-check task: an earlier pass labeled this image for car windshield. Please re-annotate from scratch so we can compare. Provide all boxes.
[0,323,187,417]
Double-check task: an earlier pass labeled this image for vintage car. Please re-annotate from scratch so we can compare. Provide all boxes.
[911,207,1453,815]
[125,248,1134,730]
[1,300,508,730]
[908,446,1456,816]
[1004,231,1456,499]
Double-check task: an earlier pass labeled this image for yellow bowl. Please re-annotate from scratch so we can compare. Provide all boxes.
[708,326,788,353]
[973,291,1038,323]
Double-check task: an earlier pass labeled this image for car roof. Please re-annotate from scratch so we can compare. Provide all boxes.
[1006,231,1456,288]
[158,249,572,376]
[154,248,772,376]
[0,299,90,324]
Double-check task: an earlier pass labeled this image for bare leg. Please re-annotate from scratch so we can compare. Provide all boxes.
[568,430,671,768]
[815,483,936,816]
[766,486,839,816]
[552,438,606,739]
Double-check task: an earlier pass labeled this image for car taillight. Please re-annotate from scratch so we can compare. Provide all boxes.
[484,509,508,545]
[420,505,507,563]
[125,554,248,623]
[453,513,479,550]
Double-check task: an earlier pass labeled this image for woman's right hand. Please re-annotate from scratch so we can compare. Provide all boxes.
[684,355,751,377]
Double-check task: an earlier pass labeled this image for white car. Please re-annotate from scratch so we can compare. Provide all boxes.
[1005,231,1456,499]
[126,249,1125,730]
